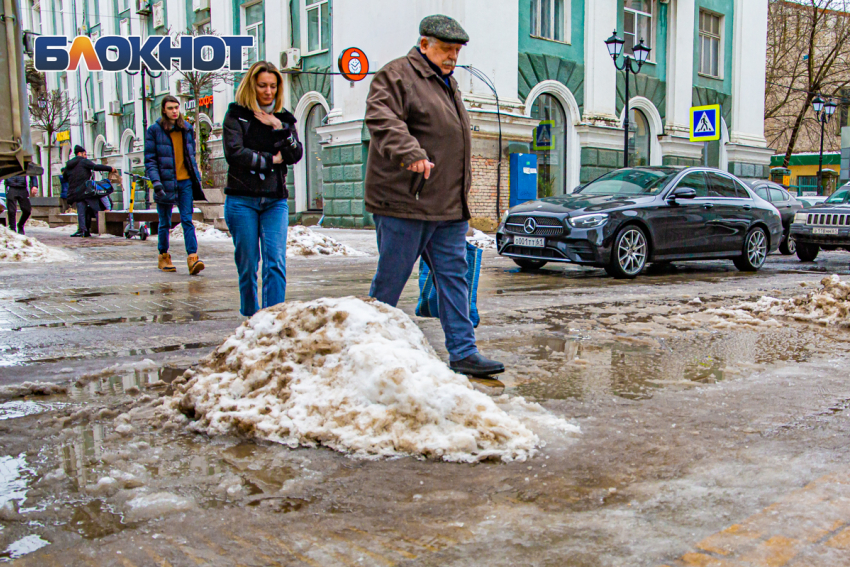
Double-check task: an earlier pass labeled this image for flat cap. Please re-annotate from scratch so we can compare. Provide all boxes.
[419,14,469,45]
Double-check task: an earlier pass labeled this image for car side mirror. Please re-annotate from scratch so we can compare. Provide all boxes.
[670,187,697,200]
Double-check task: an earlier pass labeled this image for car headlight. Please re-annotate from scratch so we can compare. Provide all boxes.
[500,210,510,224]
[568,213,609,229]
[794,212,808,224]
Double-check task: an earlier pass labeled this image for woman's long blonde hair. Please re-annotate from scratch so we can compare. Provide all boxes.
[235,61,285,113]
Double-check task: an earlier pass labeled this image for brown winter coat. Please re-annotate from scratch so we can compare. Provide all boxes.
[364,48,472,221]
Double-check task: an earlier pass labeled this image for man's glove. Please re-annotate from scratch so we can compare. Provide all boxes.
[153,184,166,201]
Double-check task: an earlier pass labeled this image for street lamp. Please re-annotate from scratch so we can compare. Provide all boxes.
[605,32,651,168]
[812,95,837,195]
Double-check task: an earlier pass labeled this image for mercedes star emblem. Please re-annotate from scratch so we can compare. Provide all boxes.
[523,218,537,234]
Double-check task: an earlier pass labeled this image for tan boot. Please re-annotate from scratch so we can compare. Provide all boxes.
[158,252,176,272]
[187,253,205,275]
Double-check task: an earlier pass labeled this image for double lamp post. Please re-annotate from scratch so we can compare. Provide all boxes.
[604,31,651,168]
[812,95,837,195]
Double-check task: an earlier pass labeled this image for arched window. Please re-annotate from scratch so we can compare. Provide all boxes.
[628,108,651,167]
[305,104,327,211]
[530,93,567,197]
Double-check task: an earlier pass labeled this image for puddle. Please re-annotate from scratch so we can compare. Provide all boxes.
[0,400,69,421]
[0,455,31,510]
[0,535,50,561]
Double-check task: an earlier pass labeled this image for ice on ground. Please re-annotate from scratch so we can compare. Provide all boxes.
[287,226,367,257]
[0,382,68,401]
[467,229,496,249]
[171,220,231,242]
[0,225,74,263]
[2,534,50,559]
[152,297,577,462]
[123,491,195,521]
[707,275,850,328]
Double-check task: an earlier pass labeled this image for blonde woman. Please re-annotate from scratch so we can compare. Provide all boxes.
[223,61,303,316]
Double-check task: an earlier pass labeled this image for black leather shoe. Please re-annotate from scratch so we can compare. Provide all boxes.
[450,353,505,377]
[70,231,84,237]
[82,231,92,238]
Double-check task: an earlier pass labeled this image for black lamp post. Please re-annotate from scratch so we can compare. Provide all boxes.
[125,64,162,209]
[812,95,837,195]
[605,31,651,168]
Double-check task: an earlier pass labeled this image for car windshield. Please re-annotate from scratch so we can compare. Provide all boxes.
[578,168,676,196]
[824,190,849,204]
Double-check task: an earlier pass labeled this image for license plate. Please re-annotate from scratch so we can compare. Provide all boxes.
[813,227,839,235]
[514,236,545,247]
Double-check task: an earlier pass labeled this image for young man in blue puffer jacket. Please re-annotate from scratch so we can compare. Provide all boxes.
[144,95,207,274]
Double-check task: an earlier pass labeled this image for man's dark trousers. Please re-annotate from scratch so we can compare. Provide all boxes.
[369,214,478,362]
[6,189,32,233]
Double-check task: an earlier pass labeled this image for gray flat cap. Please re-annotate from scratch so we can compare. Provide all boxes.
[419,15,469,45]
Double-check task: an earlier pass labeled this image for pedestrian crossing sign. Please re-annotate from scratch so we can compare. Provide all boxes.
[690,104,721,142]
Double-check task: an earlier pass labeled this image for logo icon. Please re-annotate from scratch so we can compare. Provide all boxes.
[338,47,369,82]
[523,218,538,234]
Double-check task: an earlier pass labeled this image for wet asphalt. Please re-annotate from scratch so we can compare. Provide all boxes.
[1,228,850,566]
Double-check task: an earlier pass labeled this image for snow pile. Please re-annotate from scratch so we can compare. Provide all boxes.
[171,220,230,242]
[467,229,496,249]
[0,381,68,401]
[0,225,73,263]
[286,226,367,257]
[154,297,575,462]
[707,275,850,328]
[26,219,49,228]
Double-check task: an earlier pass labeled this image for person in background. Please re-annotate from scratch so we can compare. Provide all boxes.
[222,61,303,316]
[4,174,37,235]
[63,145,115,237]
[59,175,70,213]
[364,15,504,377]
[144,95,207,274]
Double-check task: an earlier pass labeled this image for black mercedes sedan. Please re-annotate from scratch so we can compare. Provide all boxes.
[789,186,850,262]
[496,167,783,279]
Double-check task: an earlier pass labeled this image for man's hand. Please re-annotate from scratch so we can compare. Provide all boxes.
[407,159,435,179]
[273,152,283,164]
[30,188,38,197]
[254,111,283,130]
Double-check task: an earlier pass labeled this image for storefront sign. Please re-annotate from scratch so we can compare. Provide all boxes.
[338,47,369,82]
[55,130,70,144]
[185,95,214,111]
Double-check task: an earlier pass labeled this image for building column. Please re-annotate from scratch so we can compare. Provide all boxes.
[729,0,768,147]
[583,0,618,123]
[664,0,696,139]
[210,0,233,126]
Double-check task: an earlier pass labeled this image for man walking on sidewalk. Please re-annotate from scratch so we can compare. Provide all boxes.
[145,95,207,275]
[364,15,504,377]
[5,174,37,235]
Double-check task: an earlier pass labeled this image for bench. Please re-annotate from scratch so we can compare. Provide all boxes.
[96,210,204,237]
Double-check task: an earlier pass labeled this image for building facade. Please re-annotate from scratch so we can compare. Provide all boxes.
[22,0,773,226]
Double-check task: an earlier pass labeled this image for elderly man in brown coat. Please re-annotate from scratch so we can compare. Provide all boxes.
[365,14,504,377]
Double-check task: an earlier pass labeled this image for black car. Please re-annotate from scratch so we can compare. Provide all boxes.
[788,187,850,262]
[496,167,783,279]
[741,179,804,255]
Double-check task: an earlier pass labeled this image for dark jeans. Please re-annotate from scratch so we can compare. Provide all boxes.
[6,189,31,233]
[224,195,289,317]
[369,214,477,361]
[156,179,197,255]
[75,201,97,234]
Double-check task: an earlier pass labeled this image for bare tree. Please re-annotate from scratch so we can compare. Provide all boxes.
[765,0,850,166]
[28,89,75,194]
[168,27,235,142]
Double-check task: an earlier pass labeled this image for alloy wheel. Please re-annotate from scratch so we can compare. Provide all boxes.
[747,229,767,268]
[618,228,647,275]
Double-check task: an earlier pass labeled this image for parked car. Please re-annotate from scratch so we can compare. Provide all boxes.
[740,178,804,255]
[788,186,850,262]
[797,195,829,208]
[496,167,783,279]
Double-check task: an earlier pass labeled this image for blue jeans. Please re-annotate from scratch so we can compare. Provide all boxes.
[224,195,289,317]
[156,179,197,255]
[369,214,477,361]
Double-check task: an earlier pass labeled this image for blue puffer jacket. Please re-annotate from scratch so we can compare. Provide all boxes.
[144,118,206,205]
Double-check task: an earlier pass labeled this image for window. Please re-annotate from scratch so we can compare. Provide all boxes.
[677,172,709,198]
[624,0,652,57]
[95,72,104,111]
[306,0,329,53]
[119,0,129,12]
[627,108,650,167]
[305,104,327,211]
[530,93,567,197]
[54,0,64,35]
[706,173,740,198]
[753,186,768,200]
[120,19,132,103]
[769,188,788,203]
[699,11,722,77]
[243,2,265,66]
[530,0,568,43]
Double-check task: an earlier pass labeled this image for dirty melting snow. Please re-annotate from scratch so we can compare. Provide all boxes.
[150,297,576,462]
[0,225,73,263]
[466,229,496,249]
[286,226,367,257]
[171,220,230,242]
[707,275,850,328]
